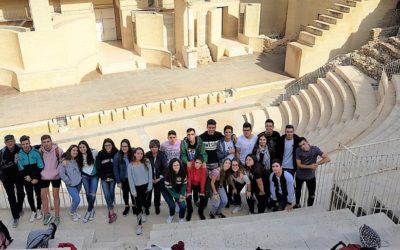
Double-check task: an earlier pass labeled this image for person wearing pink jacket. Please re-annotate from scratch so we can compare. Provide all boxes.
[39,135,63,226]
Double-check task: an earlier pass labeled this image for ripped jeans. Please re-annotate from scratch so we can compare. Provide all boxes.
[82,175,98,212]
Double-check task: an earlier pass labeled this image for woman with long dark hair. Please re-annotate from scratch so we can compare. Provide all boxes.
[77,140,98,223]
[127,147,152,235]
[96,138,119,223]
[229,158,251,214]
[252,134,271,171]
[209,158,231,218]
[162,158,187,224]
[244,154,269,214]
[59,145,82,222]
[113,139,135,216]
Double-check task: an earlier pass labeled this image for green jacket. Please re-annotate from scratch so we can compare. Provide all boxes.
[180,136,208,165]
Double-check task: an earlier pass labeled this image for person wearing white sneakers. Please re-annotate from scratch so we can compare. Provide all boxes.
[59,145,83,222]
[127,147,153,235]
[229,158,251,214]
[17,135,43,223]
[162,158,187,224]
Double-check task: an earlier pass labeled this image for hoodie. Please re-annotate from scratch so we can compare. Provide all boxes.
[180,136,208,165]
[18,147,44,180]
[40,144,63,180]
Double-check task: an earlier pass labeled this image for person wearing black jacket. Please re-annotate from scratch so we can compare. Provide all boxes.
[0,135,25,228]
[145,139,168,215]
[276,125,300,176]
[96,138,118,223]
[258,119,280,162]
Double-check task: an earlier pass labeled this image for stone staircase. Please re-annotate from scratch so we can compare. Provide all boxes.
[245,65,387,153]
[147,207,400,249]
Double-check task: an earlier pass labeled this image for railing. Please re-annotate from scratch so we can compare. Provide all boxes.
[382,58,400,81]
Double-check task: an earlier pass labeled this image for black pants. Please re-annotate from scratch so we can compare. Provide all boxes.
[232,181,246,205]
[24,181,41,212]
[3,177,25,219]
[247,192,268,214]
[224,184,233,205]
[134,184,148,225]
[295,177,316,206]
[186,185,205,216]
[145,181,162,209]
[121,179,135,207]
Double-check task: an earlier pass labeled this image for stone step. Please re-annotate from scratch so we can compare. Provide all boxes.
[377,41,400,59]
[326,71,355,122]
[224,45,252,57]
[305,25,324,36]
[265,106,284,133]
[314,19,331,30]
[326,9,345,19]
[250,109,268,133]
[338,0,358,7]
[309,83,332,129]
[351,53,383,80]
[281,100,299,129]
[278,104,289,132]
[317,77,344,125]
[299,31,317,46]
[290,94,309,134]
[299,88,320,133]
[318,14,338,24]
[149,209,366,249]
[359,45,393,64]
[388,36,400,49]
[333,3,352,13]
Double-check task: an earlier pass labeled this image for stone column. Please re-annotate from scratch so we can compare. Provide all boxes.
[187,1,194,48]
[29,0,53,31]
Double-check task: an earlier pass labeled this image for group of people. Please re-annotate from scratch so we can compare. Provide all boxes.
[0,118,330,235]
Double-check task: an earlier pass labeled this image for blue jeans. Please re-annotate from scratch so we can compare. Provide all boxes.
[161,189,186,218]
[67,183,82,213]
[82,175,98,211]
[101,179,116,210]
[210,186,228,215]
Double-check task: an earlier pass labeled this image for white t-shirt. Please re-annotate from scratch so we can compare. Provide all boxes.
[236,135,257,164]
[282,138,294,169]
[224,140,235,160]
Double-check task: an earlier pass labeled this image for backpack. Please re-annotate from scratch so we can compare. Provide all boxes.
[0,220,12,249]
[330,241,377,250]
[26,223,57,249]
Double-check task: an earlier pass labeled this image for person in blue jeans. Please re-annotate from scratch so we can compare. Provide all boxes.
[77,140,98,223]
[96,138,118,224]
[59,145,82,222]
[162,158,187,224]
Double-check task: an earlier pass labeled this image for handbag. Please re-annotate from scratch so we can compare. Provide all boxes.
[359,224,381,248]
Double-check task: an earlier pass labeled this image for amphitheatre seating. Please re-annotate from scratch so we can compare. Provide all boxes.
[148,207,400,249]
[245,65,382,152]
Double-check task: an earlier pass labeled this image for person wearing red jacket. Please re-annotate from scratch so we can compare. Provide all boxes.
[185,156,207,221]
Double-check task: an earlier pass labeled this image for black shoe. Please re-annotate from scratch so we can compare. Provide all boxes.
[155,207,160,215]
[122,207,130,216]
[145,208,150,215]
[225,203,230,209]
[217,213,226,218]
[293,204,301,209]
[209,212,216,219]
[186,213,192,221]
[199,213,205,220]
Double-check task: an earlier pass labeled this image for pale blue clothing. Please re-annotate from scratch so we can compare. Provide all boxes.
[127,160,153,196]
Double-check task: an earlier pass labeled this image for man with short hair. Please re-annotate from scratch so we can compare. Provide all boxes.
[0,135,25,228]
[269,159,294,212]
[295,137,330,208]
[200,119,223,170]
[39,135,63,225]
[236,122,258,165]
[160,130,181,164]
[217,125,236,162]
[259,119,280,161]
[18,135,44,223]
[145,139,168,215]
[277,125,300,176]
[180,128,208,168]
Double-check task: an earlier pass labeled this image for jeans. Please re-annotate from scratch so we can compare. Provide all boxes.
[145,180,162,210]
[3,177,25,219]
[295,177,316,207]
[210,186,228,215]
[67,183,82,213]
[161,189,186,218]
[24,181,42,212]
[101,179,116,210]
[82,175,98,212]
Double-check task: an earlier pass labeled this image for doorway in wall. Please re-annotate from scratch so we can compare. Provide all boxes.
[94,8,117,41]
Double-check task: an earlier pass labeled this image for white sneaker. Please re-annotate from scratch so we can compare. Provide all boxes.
[166,215,174,224]
[89,210,95,221]
[29,212,36,222]
[82,211,90,223]
[179,218,185,223]
[142,214,146,223]
[136,225,142,235]
[232,206,242,214]
[71,212,81,222]
[36,209,42,220]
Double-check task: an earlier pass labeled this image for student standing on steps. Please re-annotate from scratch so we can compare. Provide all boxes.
[209,158,231,219]
[185,156,207,221]
[77,140,98,223]
[59,145,82,222]
[277,125,300,177]
[114,139,136,216]
[269,159,295,212]
[200,119,224,171]
[229,158,252,214]
[162,158,187,224]
[245,154,269,214]
[252,133,271,172]
[96,138,118,224]
[258,119,280,162]
[160,130,181,164]
[18,135,43,223]
[127,147,153,235]
[39,135,63,226]
[0,135,25,228]
[236,122,258,166]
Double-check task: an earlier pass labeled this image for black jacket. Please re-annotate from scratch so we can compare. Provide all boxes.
[276,134,300,171]
[145,150,168,180]
[0,145,21,181]
[96,150,115,179]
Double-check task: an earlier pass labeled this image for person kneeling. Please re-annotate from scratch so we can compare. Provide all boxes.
[269,159,294,212]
